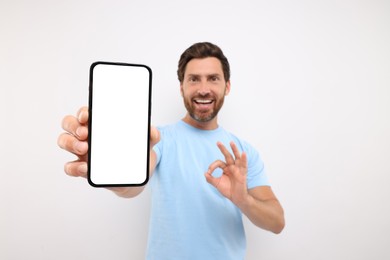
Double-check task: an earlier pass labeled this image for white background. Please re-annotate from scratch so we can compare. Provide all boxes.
[1,0,389,259]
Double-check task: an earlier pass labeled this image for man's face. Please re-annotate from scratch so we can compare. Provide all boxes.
[180,57,231,123]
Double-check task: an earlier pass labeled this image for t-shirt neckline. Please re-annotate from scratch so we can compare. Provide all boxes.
[179,120,222,134]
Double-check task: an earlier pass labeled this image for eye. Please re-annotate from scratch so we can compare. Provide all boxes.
[209,75,220,82]
[188,76,199,83]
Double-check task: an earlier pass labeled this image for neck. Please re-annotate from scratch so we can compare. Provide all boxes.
[182,113,219,130]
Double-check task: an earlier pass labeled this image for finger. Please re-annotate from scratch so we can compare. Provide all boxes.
[235,151,248,173]
[77,106,89,125]
[64,161,88,178]
[61,115,88,141]
[57,133,89,156]
[207,159,227,174]
[204,171,220,188]
[217,142,235,165]
[62,115,79,134]
[240,151,248,169]
[230,141,241,160]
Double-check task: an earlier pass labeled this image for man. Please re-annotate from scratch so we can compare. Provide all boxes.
[58,42,285,259]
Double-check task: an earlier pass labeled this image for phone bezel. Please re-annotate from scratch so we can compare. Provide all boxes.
[87,61,152,187]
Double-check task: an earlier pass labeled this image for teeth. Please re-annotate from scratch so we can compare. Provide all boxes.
[195,99,213,104]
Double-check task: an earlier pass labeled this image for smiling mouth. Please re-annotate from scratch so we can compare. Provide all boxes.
[193,99,214,105]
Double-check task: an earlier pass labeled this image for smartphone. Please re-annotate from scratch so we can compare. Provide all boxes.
[88,61,152,187]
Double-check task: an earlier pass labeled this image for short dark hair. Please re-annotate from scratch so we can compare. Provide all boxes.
[177,42,230,83]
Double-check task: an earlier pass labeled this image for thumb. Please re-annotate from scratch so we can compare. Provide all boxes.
[150,126,160,147]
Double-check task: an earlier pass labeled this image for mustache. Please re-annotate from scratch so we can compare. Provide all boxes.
[192,93,215,99]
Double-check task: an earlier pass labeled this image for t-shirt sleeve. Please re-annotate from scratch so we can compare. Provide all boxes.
[243,141,270,189]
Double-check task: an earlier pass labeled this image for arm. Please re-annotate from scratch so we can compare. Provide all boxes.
[240,186,285,234]
[57,106,160,198]
[205,141,285,234]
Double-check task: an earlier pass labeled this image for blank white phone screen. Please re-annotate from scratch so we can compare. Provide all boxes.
[88,62,151,187]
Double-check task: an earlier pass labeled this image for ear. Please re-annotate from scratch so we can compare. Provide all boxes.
[225,80,231,96]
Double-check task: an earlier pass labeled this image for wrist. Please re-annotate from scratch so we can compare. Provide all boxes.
[109,186,145,198]
[236,193,255,212]
[108,187,128,196]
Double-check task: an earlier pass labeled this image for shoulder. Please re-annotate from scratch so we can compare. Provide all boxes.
[222,129,257,154]
[155,121,189,150]
[157,121,181,138]
[153,122,179,163]
[220,129,265,169]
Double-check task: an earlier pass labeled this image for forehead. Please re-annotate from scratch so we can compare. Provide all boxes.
[184,57,223,76]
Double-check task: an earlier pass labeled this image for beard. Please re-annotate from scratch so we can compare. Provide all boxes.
[183,93,225,123]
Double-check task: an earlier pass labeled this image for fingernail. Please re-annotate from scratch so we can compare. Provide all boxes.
[64,163,72,175]
[78,111,84,122]
[75,142,87,153]
[78,164,87,174]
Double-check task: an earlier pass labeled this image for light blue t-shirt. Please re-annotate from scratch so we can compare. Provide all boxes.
[146,120,269,260]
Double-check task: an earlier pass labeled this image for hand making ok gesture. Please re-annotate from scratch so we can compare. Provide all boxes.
[205,141,250,207]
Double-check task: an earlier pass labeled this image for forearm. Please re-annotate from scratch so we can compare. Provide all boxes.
[239,195,285,234]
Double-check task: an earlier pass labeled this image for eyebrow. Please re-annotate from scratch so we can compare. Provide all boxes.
[186,73,222,78]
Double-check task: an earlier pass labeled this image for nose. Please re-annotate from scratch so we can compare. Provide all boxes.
[197,81,211,96]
